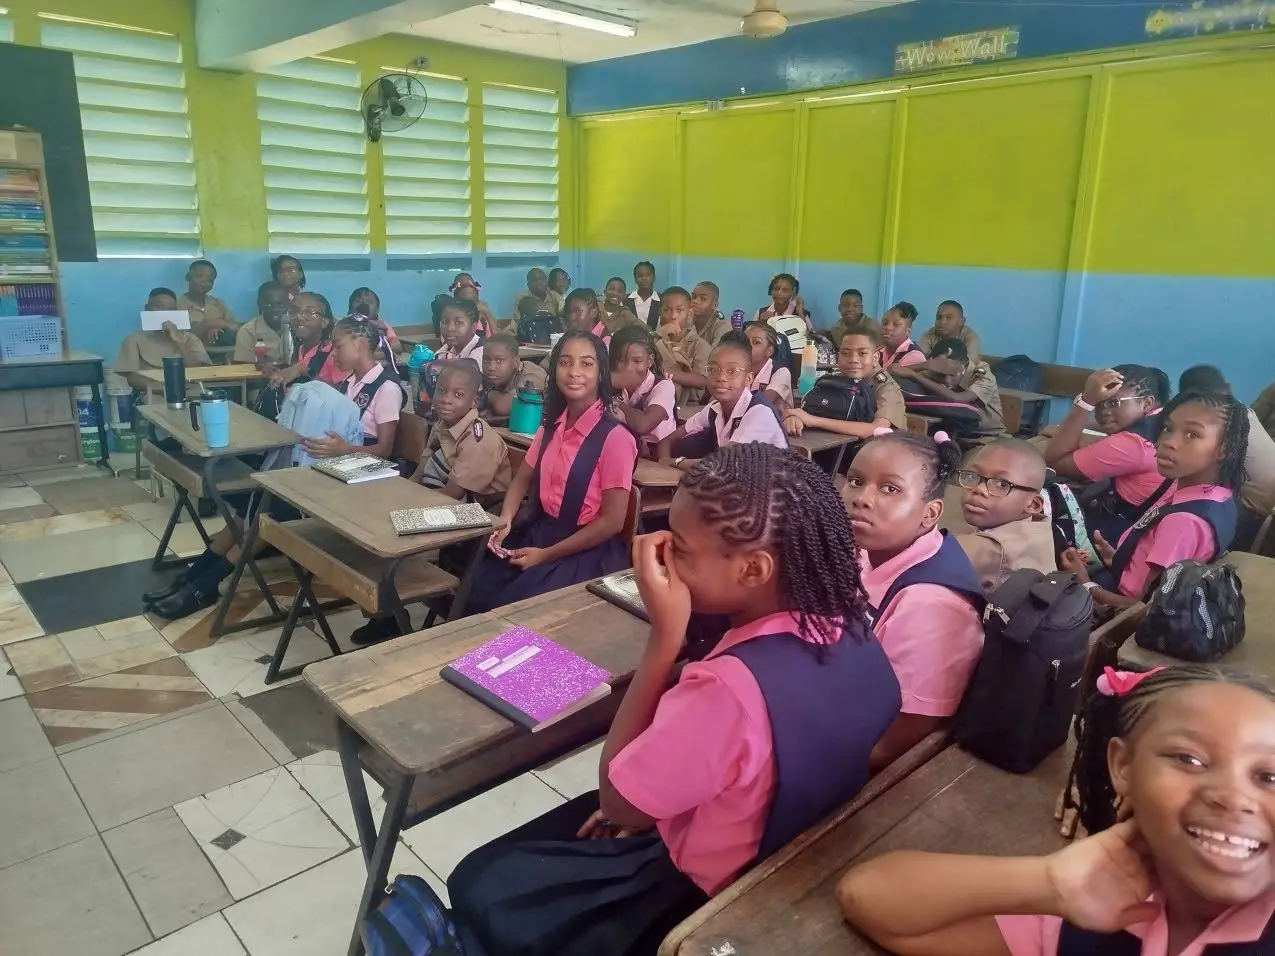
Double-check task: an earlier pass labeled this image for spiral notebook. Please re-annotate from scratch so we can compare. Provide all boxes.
[441,626,611,732]
[313,453,399,484]
[390,503,493,536]
[586,571,648,622]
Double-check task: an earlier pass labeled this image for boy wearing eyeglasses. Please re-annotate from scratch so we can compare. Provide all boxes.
[955,438,1057,594]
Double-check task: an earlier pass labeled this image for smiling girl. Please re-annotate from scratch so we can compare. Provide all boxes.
[269,292,343,388]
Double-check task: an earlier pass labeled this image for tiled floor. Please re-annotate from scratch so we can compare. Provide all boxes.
[0,463,603,954]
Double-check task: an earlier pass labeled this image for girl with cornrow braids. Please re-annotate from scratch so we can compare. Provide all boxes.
[442,444,900,956]
[842,430,986,771]
[1061,388,1248,609]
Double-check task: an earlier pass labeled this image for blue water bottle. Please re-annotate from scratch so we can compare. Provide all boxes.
[191,390,231,449]
[509,385,545,435]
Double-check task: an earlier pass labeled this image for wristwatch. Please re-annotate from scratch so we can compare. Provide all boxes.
[1073,394,1095,412]
[672,456,686,467]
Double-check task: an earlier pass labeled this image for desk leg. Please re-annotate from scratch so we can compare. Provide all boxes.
[377,557,411,635]
[447,539,486,621]
[340,721,413,956]
[205,477,284,641]
[204,458,277,616]
[264,561,343,684]
[89,383,113,474]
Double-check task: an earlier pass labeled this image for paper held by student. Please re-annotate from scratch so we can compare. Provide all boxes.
[140,309,191,332]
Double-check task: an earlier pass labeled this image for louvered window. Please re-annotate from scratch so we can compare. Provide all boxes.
[482,84,559,255]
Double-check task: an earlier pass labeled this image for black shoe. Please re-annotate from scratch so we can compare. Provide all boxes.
[149,585,219,621]
[350,616,403,646]
[143,574,188,605]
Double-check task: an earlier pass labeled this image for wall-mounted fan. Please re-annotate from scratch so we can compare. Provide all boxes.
[361,73,428,143]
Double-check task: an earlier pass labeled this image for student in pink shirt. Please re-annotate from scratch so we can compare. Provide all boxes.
[878,301,927,370]
[839,664,1275,956]
[743,320,794,411]
[1060,389,1248,609]
[655,335,788,470]
[1047,365,1170,543]
[466,330,638,613]
[269,291,345,389]
[434,296,484,368]
[610,325,677,454]
[561,287,613,348]
[842,431,986,770]
[445,444,900,956]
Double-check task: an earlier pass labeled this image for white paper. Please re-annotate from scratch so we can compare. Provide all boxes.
[140,309,191,332]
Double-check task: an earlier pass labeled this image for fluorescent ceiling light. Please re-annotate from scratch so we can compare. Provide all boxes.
[488,0,637,37]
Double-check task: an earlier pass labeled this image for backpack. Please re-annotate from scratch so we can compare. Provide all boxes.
[767,315,804,359]
[1044,480,1095,564]
[800,374,877,423]
[810,331,836,368]
[361,874,461,956]
[953,570,1093,773]
[1133,560,1245,662]
[992,354,1047,436]
[516,311,563,345]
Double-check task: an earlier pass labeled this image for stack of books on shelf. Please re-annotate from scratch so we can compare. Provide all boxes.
[0,235,52,279]
[0,284,57,316]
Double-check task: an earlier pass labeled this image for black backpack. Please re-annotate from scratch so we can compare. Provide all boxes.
[800,374,876,423]
[516,311,563,345]
[1133,560,1245,662]
[954,570,1093,773]
[993,354,1047,435]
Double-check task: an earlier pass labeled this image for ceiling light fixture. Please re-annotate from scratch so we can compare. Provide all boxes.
[488,0,637,37]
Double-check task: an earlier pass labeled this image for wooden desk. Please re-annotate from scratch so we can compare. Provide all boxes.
[1121,551,1275,679]
[1000,387,1053,435]
[985,355,1093,400]
[395,326,440,350]
[0,350,109,473]
[790,429,859,475]
[907,413,941,436]
[304,583,650,956]
[520,344,552,360]
[137,362,263,406]
[671,746,1072,956]
[634,458,683,489]
[677,402,705,425]
[496,425,535,450]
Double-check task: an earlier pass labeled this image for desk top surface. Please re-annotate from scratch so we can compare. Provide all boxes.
[139,402,298,458]
[495,426,536,449]
[1120,550,1275,679]
[634,459,683,488]
[677,746,1071,956]
[253,466,506,558]
[0,349,102,367]
[304,583,650,774]
[1000,388,1055,402]
[790,429,859,455]
[137,364,263,384]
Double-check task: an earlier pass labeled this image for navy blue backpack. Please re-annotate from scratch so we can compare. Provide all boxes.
[362,874,462,956]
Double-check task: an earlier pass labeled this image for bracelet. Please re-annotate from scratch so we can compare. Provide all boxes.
[1073,394,1095,413]
[1082,581,1099,591]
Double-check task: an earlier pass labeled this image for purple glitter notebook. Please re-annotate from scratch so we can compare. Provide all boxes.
[440,626,612,732]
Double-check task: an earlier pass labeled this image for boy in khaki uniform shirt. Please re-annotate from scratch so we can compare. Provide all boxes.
[783,327,907,439]
[917,299,982,365]
[481,333,548,421]
[955,439,1057,594]
[178,259,237,346]
[894,336,1005,441]
[115,288,212,392]
[411,363,512,500]
[653,287,712,406]
[689,281,734,348]
[232,281,289,367]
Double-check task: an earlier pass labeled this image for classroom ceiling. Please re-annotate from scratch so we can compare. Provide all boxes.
[403,0,911,63]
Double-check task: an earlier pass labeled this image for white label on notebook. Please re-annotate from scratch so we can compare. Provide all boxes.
[487,644,541,678]
[476,655,502,671]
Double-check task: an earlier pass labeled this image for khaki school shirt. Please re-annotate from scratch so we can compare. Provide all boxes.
[957,517,1057,595]
[919,324,982,366]
[828,316,883,347]
[484,361,549,420]
[424,409,512,496]
[178,294,236,340]
[1253,385,1275,441]
[964,362,1006,437]
[602,307,643,335]
[692,313,735,349]
[654,326,713,406]
[114,329,211,374]
[232,315,287,365]
[870,369,907,430]
[1242,407,1275,514]
[511,291,557,322]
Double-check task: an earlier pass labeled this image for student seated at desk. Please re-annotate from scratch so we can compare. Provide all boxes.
[955,439,1057,594]
[232,280,289,369]
[754,272,812,331]
[450,273,498,338]
[842,432,985,770]
[1178,364,1275,551]
[600,277,644,335]
[115,287,212,393]
[653,286,711,406]
[348,287,403,357]
[656,335,789,470]
[878,301,927,370]
[827,288,882,346]
[629,260,661,329]
[465,331,638,614]
[838,665,1275,956]
[610,324,677,454]
[563,287,614,346]
[179,259,237,346]
[547,266,571,305]
[893,338,1005,442]
[268,292,344,390]
[445,444,901,956]
[918,299,981,365]
[510,267,561,323]
[783,327,906,442]
[434,295,483,368]
[481,332,547,420]
[1060,389,1247,611]
[743,320,794,412]
[1046,365,1168,543]
[302,314,403,460]
[509,293,564,346]
[271,254,305,303]
[690,280,734,348]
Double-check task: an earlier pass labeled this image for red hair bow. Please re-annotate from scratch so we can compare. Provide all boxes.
[1096,666,1166,697]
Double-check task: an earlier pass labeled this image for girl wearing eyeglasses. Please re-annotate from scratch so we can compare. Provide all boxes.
[953,438,1057,595]
[268,292,345,389]
[1045,364,1169,543]
[655,334,788,471]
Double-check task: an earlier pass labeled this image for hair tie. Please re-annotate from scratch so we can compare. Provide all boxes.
[933,430,952,444]
[872,426,892,437]
[1096,666,1166,698]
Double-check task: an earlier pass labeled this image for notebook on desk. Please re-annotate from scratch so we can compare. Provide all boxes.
[587,571,648,622]
[389,503,493,535]
[312,453,399,484]
[440,626,611,733]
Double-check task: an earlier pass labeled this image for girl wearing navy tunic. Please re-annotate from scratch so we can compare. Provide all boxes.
[465,330,639,614]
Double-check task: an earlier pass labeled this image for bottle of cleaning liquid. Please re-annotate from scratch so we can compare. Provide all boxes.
[799,341,818,396]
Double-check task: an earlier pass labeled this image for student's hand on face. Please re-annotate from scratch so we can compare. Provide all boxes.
[928,355,964,378]
[1044,820,1158,933]
[633,531,691,643]
[1083,369,1126,407]
[784,411,805,436]
[1092,531,1116,567]
[302,431,352,459]
[506,546,547,570]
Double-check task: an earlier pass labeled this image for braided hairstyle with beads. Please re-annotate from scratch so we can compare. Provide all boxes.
[1066,665,1275,835]
[680,443,867,646]
[1156,387,1250,495]
[861,432,963,500]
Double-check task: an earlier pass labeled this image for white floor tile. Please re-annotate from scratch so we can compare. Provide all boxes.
[0,486,44,511]
[174,766,349,899]
[400,773,565,880]
[0,647,22,700]
[225,845,444,956]
[0,586,43,646]
[286,750,384,843]
[533,739,604,800]
[125,913,245,956]
[179,626,334,699]
[142,516,225,559]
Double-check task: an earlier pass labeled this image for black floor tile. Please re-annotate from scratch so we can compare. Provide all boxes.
[238,681,340,760]
[17,559,183,633]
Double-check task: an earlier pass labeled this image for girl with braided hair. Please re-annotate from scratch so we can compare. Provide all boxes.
[839,664,1275,956]
[441,443,899,956]
[1060,389,1248,609]
[610,324,677,452]
[842,431,985,770]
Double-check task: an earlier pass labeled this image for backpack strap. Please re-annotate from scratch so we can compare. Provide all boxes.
[1109,493,1236,582]
[990,573,1079,645]
[872,532,985,621]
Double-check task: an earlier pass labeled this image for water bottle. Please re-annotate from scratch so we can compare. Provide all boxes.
[799,341,818,396]
[190,390,231,449]
[253,338,268,369]
[730,309,745,330]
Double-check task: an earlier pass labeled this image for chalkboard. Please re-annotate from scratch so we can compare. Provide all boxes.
[0,43,96,262]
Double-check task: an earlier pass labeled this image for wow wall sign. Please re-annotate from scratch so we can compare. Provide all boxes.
[895,27,1020,75]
